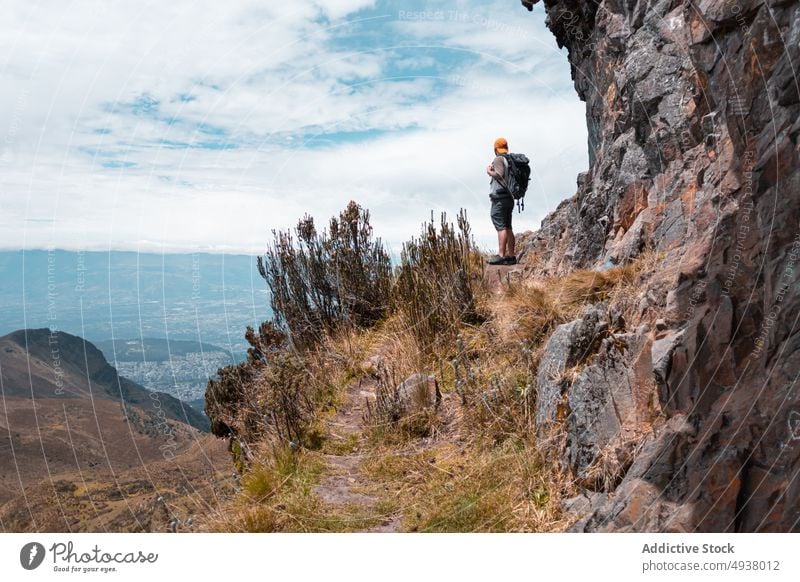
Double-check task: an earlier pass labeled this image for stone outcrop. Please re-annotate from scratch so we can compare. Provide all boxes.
[535,304,608,428]
[395,373,441,417]
[521,0,800,531]
[566,324,655,483]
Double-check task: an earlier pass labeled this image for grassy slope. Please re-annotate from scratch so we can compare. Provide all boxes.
[205,250,663,532]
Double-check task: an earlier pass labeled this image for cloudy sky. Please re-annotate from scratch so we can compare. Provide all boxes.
[0,0,587,255]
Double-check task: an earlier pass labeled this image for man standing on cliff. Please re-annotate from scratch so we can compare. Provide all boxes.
[486,137,516,265]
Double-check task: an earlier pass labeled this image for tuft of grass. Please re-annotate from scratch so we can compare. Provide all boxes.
[241,444,306,502]
[553,265,637,307]
[320,432,360,456]
[487,281,564,348]
[361,439,574,532]
[209,443,324,532]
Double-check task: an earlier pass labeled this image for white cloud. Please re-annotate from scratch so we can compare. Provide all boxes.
[0,0,586,254]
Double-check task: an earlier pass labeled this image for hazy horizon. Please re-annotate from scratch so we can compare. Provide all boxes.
[0,249,263,359]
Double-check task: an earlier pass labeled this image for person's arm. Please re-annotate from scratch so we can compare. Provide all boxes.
[491,156,506,180]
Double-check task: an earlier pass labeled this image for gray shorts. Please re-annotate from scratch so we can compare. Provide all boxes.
[490,195,514,231]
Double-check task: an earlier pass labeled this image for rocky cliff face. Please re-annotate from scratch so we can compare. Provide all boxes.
[520,0,800,531]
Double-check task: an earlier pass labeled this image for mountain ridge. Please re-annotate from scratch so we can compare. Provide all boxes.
[2,328,209,431]
[198,0,800,533]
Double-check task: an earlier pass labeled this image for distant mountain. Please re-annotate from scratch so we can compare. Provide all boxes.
[1,329,208,430]
[0,328,212,513]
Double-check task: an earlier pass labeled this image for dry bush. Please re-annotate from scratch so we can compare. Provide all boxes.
[364,366,442,440]
[257,200,392,350]
[208,203,394,463]
[205,322,321,459]
[205,359,258,441]
[392,209,484,357]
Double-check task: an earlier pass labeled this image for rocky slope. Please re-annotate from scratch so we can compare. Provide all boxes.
[518,0,800,531]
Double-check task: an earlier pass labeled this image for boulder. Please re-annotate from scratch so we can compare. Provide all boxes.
[395,373,440,418]
[535,304,607,430]
[566,327,656,484]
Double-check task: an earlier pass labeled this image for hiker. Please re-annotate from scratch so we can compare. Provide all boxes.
[486,137,516,265]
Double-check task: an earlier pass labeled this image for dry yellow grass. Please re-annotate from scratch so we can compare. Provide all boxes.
[551,265,635,307]
[360,437,576,532]
[487,280,565,347]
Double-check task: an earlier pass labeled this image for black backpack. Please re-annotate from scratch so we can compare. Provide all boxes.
[500,153,531,211]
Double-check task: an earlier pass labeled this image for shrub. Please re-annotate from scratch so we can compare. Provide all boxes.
[257,201,392,350]
[363,366,441,440]
[205,321,315,451]
[205,360,257,439]
[392,209,483,356]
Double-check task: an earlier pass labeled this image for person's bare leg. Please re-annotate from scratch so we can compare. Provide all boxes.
[498,229,508,257]
[507,229,515,256]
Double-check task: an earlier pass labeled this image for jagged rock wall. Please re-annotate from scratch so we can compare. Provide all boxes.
[521,0,800,531]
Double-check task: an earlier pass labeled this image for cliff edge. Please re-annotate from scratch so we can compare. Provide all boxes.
[519,0,800,531]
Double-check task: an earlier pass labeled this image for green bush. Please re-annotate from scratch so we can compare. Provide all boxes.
[257,201,392,350]
[205,321,313,449]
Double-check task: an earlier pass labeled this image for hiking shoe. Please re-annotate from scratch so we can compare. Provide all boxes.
[487,255,504,265]
[502,255,517,265]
